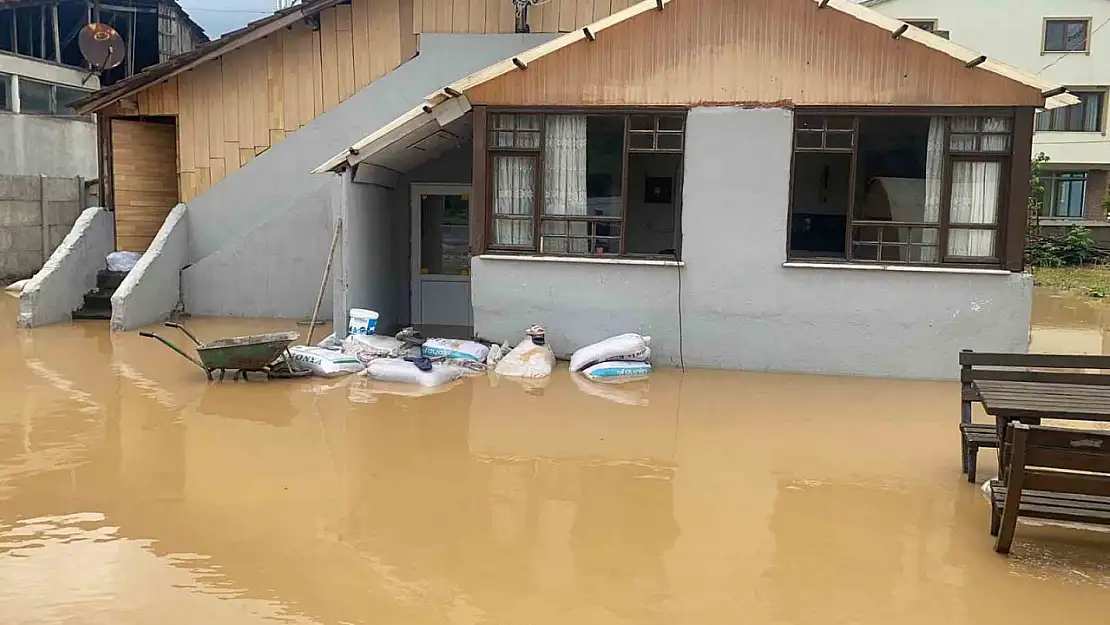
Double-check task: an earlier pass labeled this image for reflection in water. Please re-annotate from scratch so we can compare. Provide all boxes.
[1,291,1109,625]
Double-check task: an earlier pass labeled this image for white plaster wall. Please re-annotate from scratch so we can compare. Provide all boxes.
[864,0,1110,167]
[18,206,113,328]
[344,182,398,332]
[0,114,98,179]
[111,204,187,331]
[469,107,1033,380]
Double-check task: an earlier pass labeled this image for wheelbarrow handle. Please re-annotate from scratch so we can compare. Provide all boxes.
[164,321,203,346]
[140,330,209,373]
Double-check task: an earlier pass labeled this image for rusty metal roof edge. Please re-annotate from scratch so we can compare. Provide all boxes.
[74,0,344,114]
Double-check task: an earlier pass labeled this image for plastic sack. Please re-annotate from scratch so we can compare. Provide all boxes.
[485,342,510,367]
[343,334,414,364]
[582,360,652,382]
[288,346,365,377]
[315,332,342,350]
[4,278,28,294]
[421,338,490,363]
[365,358,462,387]
[106,251,142,273]
[494,337,555,379]
[569,334,652,372]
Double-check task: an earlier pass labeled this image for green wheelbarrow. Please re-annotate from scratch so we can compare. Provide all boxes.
[139,322,305,381]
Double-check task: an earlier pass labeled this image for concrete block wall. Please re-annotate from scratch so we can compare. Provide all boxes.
[0,174,87,281]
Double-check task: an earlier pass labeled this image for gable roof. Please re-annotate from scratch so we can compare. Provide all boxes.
[74,0,344,114]
[316,0,1076,173]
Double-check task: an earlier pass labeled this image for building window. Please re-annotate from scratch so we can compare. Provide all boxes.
[1036,91,1105,132]
[0,73,10,112]
[788,112,1014,266]
[1040,172,1088,218]
[486,111,684,258]
[904,19,937,32]
[1043,18,1091,53]
[16,78,91,117]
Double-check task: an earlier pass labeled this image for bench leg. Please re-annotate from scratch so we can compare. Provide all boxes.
[994,490,1021,554]
[990,503,1001,537]
[967,444,978,483]
[960,399,972,473]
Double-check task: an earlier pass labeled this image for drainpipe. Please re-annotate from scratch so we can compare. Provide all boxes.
[514,0,530,33]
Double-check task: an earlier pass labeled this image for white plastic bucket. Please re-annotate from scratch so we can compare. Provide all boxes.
[348,308,379,336]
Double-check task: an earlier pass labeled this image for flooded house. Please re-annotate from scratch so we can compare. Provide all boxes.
[22,0,1071,380]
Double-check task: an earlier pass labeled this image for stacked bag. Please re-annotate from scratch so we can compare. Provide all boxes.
[569,333,652,382]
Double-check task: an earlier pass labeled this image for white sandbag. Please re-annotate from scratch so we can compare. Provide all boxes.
[4,278,28,294]
[343,334,414,363]
[581,360,652,382]
[494,338,555,379]
[106,251,142,272]
[288,346,365,377]
[365,358,462,387]
[485,342,510,366]
[571,373,649,406]
[421,337,490,363]
[315,332,342,350]
[569,334,652,372]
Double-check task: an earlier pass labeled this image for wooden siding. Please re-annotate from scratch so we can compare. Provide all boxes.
[133,0,408,202]
[465,0,1046,107]
[111,120,179,253]
[412,0,634,33]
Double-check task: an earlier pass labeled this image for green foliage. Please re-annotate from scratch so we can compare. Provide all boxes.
[1027,225,1098,268]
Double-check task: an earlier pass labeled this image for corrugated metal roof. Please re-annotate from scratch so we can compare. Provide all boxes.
[317,0,1077,173]
[72,0,343,114]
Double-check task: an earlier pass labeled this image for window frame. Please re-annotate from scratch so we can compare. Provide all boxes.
[0,72,11,112]
[1040,171,1089,219]
[1035,89,1106,132]
[14,76,92,117]
[786,107,1020,270]
[482,107,687,260]
[1042,17,1092,54]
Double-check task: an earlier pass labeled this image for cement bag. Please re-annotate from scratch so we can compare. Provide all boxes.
[288,346,365,377]
[4,278,28,294]
[106,251,141,272]
[343,334,414,364]
[421,338,490,363]
[569,334,651,372]
[581,360,652,383]
[316,332,342,350]
[494,338,555,379]
[366,358,462,387]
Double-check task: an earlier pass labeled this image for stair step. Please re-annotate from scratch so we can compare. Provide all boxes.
[72,307,112,320]
[97,270,128,290]
[84,290,114,309]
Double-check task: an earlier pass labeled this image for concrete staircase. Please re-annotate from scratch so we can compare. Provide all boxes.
[73,270,127,320]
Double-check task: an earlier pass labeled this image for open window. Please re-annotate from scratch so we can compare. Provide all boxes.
[486,111,684,259]
[788,111,1015,267]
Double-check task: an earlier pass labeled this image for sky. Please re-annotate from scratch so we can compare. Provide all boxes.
[178,1,285,39]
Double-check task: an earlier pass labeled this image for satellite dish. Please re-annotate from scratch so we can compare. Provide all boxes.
[79,23,126,71]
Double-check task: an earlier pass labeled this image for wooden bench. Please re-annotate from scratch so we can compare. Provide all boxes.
[959,350,1110,483]
[989,422,1110,554]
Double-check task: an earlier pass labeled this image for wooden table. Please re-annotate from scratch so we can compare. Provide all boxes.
[973,379,1110,423]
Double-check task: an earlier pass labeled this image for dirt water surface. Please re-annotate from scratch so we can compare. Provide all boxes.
[1,291,1108,624]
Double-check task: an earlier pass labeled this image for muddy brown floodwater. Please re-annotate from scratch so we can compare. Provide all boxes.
[1,290,1109,625]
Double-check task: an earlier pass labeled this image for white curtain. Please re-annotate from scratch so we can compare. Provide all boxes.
[948,161,1002,258]
[542,115,588,253]
[920,117,945,262]
[493,155,535,246]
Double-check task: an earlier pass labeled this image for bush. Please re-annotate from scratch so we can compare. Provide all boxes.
[1027,225,1097,268]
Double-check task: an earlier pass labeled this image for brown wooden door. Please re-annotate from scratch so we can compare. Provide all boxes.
[111,119,179,252]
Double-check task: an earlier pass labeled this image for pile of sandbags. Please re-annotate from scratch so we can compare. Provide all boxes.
[288,346,365,377]
[569,333,652,382]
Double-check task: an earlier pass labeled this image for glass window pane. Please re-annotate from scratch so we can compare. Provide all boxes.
[492,155,535,246]
[950,161,1001,225]
[795,131,822,148]
[979,134,1010,152]
[796,115,824,130]
[55,86,88,116]
[20,79,53,114]
[949,134,976,151]
[541,115,624,226]
[947,229,996,258]
[656,133,683,150]
[826,116,854,130]
[658,115,684,131]
[852,244,880,261]
[420,194,470,276]
[825,132,852,149]
[950,116,978,133]
[629,133,655,150]
[0,74,10,112]
[1066,22,1088,50]
[630,115,654,131]
[1044,21,1066,51]
[1035,111,1050,131]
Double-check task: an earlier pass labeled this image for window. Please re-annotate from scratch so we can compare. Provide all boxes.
[788,112,1014,266]
[15,78,91,117]
[1036,91,1105,132]
[486,111,684,258]
[0,73,10,112]
[1043,18,1091,53]
[904,19,937,32]
[1039,172,1088,218]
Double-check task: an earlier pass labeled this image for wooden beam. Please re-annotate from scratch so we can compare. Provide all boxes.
[965,55,987,68]
[891,24,908,39]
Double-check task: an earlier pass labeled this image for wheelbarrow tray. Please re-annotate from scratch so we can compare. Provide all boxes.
[196,331,300,371]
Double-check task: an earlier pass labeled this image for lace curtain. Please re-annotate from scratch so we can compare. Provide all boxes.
[948,161,1002,258]
[542,115,589,253]
[492,155,535,246]
[920,117,945,262]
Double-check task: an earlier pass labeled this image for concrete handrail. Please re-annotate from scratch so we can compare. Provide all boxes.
[18,206,113,328]
[111,203,188,332]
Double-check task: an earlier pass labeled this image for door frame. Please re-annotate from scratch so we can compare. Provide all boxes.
[410,183,474,326]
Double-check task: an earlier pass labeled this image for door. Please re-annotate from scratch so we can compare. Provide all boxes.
[110,119,179,252]
[411,184,473,334]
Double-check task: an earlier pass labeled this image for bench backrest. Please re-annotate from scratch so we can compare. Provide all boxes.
[1002,422,1110,497]
[960,350,1110,388]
